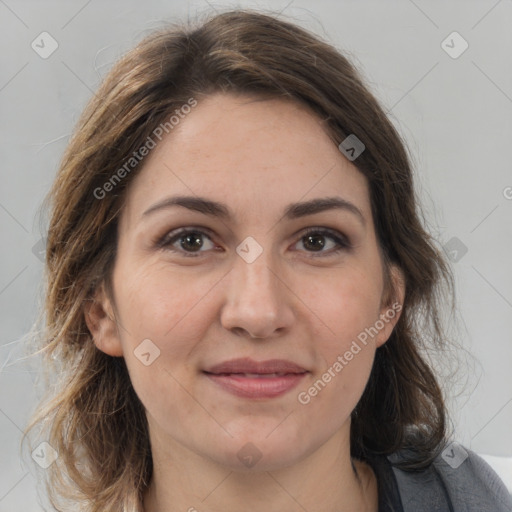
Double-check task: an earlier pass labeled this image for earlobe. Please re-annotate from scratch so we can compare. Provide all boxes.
[83,283,124,357]
[375,265,406,347]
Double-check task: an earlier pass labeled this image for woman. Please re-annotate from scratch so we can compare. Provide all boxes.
[23,9,511,512]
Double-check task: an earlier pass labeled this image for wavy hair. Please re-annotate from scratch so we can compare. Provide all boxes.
[23,8,455,511]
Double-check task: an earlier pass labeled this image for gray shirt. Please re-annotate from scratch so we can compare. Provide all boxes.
[367,444,512,511]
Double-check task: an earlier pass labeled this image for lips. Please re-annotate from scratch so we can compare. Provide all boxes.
[203,358,309,399]
[205,357,307,375]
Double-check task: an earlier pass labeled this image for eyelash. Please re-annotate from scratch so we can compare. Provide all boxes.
[155,226,351,258]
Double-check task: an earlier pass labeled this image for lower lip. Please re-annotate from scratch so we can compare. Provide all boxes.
[204,372,307,399]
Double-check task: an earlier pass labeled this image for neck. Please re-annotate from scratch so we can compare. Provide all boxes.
[143,424,378,512]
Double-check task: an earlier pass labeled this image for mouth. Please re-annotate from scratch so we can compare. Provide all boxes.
[203,358,309,399]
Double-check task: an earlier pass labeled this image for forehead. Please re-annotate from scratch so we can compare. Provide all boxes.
[121,93,371,227]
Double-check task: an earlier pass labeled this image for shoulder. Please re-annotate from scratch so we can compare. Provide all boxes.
[388,443,512,512]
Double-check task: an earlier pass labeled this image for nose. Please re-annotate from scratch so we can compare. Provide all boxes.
[219,247,295,339]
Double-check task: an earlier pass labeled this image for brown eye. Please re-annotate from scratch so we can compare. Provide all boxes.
[177,232,205,252]
[157,228,216,257]
[303,234,328,252]
[295,228,351,256]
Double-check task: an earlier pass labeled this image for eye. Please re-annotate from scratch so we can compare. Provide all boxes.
[155,226,351,258]
[156,227,217,258]
[293,227,351,257]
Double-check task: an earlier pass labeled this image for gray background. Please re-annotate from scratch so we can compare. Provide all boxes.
[1,0,511,510]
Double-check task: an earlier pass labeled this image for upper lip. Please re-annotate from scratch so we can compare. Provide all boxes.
[204,358,308,375]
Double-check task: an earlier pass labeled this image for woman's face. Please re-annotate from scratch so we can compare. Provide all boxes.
[88,93,403,471]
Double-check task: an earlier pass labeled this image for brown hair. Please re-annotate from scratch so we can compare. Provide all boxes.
[23,8,455,511]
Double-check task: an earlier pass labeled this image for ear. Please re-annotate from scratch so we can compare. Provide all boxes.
[83,282,124,357]
[375,264,405,348]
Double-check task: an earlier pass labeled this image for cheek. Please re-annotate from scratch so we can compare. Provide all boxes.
[114,260,217,343]
[113,267,208,427]
[294,278,379,431]
[111,262,219,403]
[295,263,382,407]
[305,261,384,345]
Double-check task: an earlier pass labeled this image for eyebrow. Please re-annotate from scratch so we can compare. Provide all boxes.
[142,195,366,225]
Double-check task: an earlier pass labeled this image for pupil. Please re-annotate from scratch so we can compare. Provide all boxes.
[305,235,324,251]
[182,233,202,251]
[179,234,326,252]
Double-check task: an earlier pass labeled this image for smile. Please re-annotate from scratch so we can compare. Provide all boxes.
[203,357,309,399]
[203,372,308,399]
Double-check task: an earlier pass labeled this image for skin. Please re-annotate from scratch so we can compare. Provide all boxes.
[85,93,405,512]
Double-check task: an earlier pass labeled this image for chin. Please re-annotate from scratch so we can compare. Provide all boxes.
[208,426,314,473]
[215,444,307,473]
